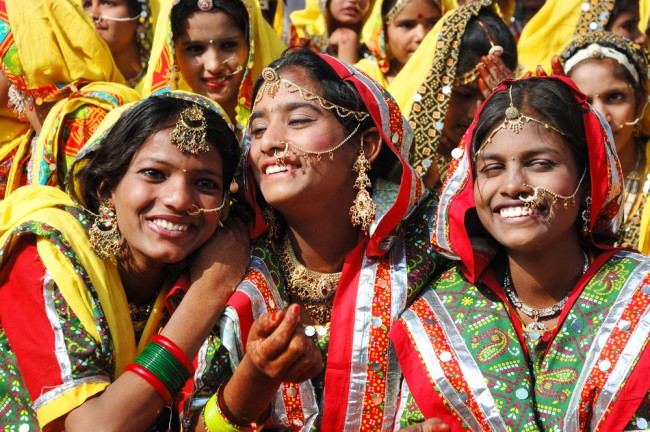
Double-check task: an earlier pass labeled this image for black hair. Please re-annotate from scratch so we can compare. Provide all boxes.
[457,8,518,75]
[68,96,241,213]
[126,0,143,16]
[171,0,249,44]
[381,0,440,19]
[471,78,588,174]
[607,0,638,30]
[251,47,397,182]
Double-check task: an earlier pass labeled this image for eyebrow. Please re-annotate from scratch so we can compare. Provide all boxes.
[249,101,323,122]
[135,157,223,177]
[180,34,242,46]
[477,146,564,161]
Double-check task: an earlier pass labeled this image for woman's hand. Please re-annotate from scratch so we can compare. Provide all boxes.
[535,55,566,77]
[246,304,324,383]
[399,418,451,432]
[329,27,361,64]
[188,217,250,304]
[220,304,323,426]
[477,54,515,98]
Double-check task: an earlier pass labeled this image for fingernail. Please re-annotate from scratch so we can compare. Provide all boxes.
[271,311,280,320]
[290,304,300,315]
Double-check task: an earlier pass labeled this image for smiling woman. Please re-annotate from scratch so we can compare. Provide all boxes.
[143,0,285,132]
[391,76,650,430]
[0,91,249,431]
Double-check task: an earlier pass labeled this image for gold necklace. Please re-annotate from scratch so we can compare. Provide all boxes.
[278,235,341,323]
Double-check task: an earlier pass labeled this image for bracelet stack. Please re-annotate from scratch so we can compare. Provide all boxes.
[125,334,195,405]
[202,383,265,432]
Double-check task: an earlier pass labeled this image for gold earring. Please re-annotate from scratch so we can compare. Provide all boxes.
[89,201,121,260]
[350,139,376,233]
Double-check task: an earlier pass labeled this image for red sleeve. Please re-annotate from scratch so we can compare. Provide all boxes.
[0,236,65,402]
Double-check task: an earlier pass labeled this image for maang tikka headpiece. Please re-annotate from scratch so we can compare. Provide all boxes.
[170,105,209,154]
[254,67,370,164]
[475,85,568,160]
[475,84,587,211]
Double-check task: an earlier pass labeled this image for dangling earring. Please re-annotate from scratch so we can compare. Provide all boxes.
[263,206,280,240]
[350,138,376,233]
[89,201,122,260]
[581,196,592,236]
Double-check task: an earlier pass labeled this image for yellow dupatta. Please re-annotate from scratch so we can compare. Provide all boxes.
[0,186,167,426]
[0,0,141,190]
[355,0,456,87]
[142,0,285,130]
[517,0,617,74]
[0,106,33,199]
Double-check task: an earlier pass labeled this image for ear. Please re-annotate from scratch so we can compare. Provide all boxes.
[360,127,383,164]
[97,180,114,204]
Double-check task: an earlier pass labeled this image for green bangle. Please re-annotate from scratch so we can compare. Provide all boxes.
[133,341,190,396]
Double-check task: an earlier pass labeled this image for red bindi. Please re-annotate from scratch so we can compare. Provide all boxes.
[417,13,423,19]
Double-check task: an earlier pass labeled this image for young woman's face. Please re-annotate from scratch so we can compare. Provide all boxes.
[175,11,249,119]
[569,58,638,155]
[442,81,484,157]
[606,1,646,44]
[328,0,370,26]
[83,0,139,53]
[473,120,583,253]
[110,127,225,269]
[385,0,440,70]
[248,68,359,217]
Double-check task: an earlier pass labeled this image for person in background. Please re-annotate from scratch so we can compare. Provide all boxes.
[289,0,372,64]
[0,0,140,196]
[561,31,650,252]
[0,91,248,431]
[356,0,448,88]
[82,0,159,92]
[390,0,518,188]
[143,0,285,133]
[518,0,646,75]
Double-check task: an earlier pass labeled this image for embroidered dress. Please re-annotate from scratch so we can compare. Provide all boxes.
[0,187,177,431]
[390,76,650,431]
[182,54,442,431]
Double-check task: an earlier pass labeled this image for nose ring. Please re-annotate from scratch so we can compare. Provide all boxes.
[273,141,290,165]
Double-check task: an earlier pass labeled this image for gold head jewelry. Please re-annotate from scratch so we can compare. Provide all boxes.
[170,105,209,155]
[475,85,568,161]
[518,168,588,210]
[385,0,409,25]
[253,67,370,123]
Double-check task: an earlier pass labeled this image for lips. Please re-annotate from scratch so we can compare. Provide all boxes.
[202,76,230,90]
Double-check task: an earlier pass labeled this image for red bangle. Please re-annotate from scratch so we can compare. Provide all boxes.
[125,363,173,405]
[151,334,195,375]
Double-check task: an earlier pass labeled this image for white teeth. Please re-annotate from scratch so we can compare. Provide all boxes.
[500,206,534,218]
[152,219,189,232]
[265,164,292,175]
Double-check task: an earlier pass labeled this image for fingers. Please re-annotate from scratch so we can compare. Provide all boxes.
[399,418,451,432]
[550,55,567,76]
[257,304,302,359]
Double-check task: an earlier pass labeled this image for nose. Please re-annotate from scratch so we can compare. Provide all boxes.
[500,165,528,198]
[590,98,611,123]
[413,24,427,44]
[255,119,288,160]
[204,49,225,74]
[161,176,194,212]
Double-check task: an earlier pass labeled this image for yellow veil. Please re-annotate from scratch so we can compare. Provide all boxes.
[517,0,617,74]
[142,0,286,130]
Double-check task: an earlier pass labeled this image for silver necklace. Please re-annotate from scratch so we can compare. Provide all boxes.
[503,251,590,339]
